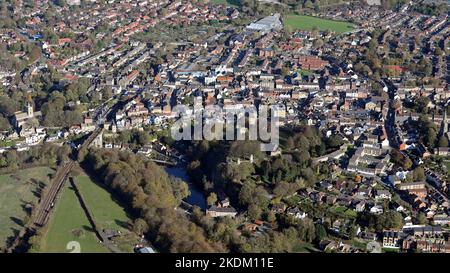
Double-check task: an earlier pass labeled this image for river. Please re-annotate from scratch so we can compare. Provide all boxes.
[165,167,207,210]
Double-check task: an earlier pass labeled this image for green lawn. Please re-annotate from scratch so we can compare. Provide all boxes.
[333,206,347,213]
[39,183,109,253]
[211,0,240,7]
[39,174,136,253]
[383,247,400,253]
[298,69,313,77]
[329,205,357,219]
[0,167,54,249]
[0,140,16,147]
[75,175,132,233]
[349,238,367,250]
[284,14,355,33]
[344,209,357,218]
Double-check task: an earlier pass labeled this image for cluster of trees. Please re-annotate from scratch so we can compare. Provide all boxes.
[40,91,83,127]
[1,65,96,129]
[0,43,29,72]
[412,1,449,16]
[186,126,334,221]
[357,27,436,80]
[0,95,18,131]
[186,140,229,188]
[0,88,28,114]
[284,125,332,157]
[98,135,328,253]
[191,205,323,252]
[0,114,10,131]
[380,0,406,11]
[417,115,439,149]
[356,211,404,232]
[0,143,71,173]
[183,136,340,251]
[405,96,431,114]
[238,181,270,220]
[0,1,46,70]
[60,79,91,103]
[390,149,412,169]
[106,129,152,148]
[408,57,433,78]
[437,135,449,148]
[238,0,288,16]
[277,0,352,13]
[411,166,426,182]
[0,1,18,29]
[83,149,225,252]
[188,138,319,188]
[237,222,317,252]
[259,155,318,186]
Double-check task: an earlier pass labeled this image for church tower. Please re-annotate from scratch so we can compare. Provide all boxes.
[26,94,33,118]
[27,102,33,117]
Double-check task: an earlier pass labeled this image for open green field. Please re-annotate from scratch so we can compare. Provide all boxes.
[284,14,355,33]
[75,175,132,233]
[76,175,139,252]
[39,173,135,253]
[39,182,109,253]
[0,167,54,249]
[211,0,240,7]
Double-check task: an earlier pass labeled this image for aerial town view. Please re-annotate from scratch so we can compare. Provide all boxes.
[0,0,449,257]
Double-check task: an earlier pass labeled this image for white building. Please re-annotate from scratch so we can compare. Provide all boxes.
[246,13,283,33]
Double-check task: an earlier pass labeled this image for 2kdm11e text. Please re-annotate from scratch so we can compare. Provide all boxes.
[218,257,274,268]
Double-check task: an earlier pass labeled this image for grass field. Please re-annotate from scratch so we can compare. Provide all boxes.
[75,175,132,233]
[39,174,135,253]
[0,167,54,249]
[39,182,109,253]
[284,14,355,33]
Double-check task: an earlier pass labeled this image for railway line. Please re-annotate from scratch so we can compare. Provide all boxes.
[32,127,103,228]
[33,160,75,227]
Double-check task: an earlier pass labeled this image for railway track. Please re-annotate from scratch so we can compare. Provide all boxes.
[32,128,103,228]
[33,160,75,227]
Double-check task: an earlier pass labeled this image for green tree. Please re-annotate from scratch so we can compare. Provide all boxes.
[171,178,190,203]
[248,204,262,220]
[412,166,426,182]
[416,212,428,225]
[315,223,327,241]
[0,115,11,131]
[266,211,276,224]
[132,218,149,235]
[207,192,218,206]
[437,136,449,147]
